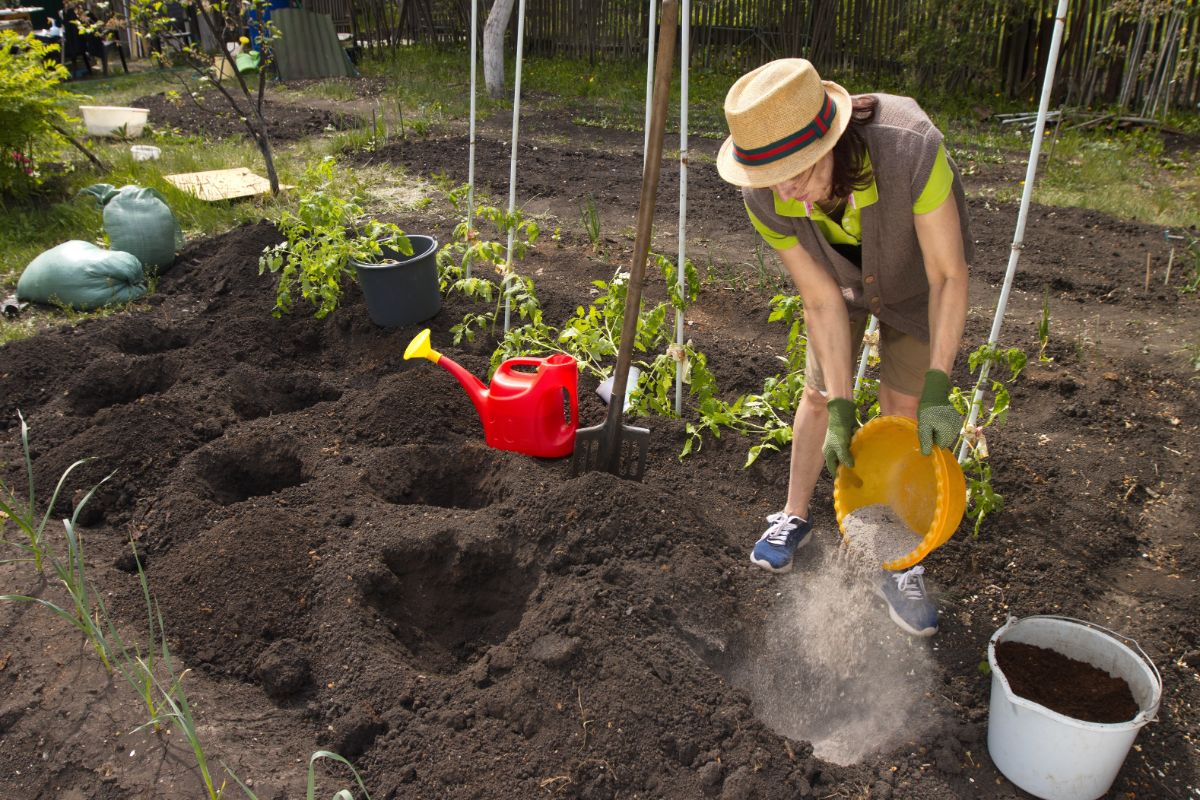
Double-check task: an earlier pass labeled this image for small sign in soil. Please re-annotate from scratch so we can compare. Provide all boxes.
[995,641,1139,723]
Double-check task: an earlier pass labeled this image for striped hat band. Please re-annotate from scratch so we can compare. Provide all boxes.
[732,92,838,167]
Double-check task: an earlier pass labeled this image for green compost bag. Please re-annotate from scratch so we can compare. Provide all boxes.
[80,183,184,271]
[16,241,147,311]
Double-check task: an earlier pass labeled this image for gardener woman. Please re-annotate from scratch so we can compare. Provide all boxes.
[716,59,972,637]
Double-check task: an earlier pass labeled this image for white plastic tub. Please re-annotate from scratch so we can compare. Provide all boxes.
[79,106,149,138]
[987,615,1161,800]
[130,145,161,161]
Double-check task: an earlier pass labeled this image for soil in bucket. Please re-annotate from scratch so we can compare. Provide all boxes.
[994,641,1140,723]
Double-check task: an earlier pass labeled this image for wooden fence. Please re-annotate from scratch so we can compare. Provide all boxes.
[346,0,1200,111]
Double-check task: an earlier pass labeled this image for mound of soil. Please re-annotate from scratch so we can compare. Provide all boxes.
[133,89,361,141]
[1,113,1198,800]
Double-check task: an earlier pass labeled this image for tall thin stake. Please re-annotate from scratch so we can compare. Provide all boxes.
[466,0,478,278]
[675,0,689,415]
[853,316,879,397]
[503,0,528,334]
[643,0,658,172]
[959,0,1071,463]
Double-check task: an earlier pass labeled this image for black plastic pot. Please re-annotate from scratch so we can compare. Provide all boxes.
[352,235,441,327]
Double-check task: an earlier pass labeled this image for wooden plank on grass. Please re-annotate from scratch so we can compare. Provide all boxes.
[165,168,289,201]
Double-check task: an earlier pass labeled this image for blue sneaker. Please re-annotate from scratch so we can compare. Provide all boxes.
[876,566,938,637]
[749,512,813,574]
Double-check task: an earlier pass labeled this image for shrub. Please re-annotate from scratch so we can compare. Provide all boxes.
[0,32,73,197]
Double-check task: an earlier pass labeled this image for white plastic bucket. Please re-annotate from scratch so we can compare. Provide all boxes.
[987,615,1162,800]
[596,365,640,412]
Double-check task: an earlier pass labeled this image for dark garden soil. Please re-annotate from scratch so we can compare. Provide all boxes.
[993,642,1139,724]
[2,103,1200,800]
[131,90,361,142]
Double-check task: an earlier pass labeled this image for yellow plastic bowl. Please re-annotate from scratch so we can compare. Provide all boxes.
[833,415,966,571]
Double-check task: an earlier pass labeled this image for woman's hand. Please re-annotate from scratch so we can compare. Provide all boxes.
[916,369,960,454]
[823,397,858,476]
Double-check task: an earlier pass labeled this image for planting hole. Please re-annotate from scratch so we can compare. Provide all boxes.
[366,538,534,674]
[227,366,343,420]
[70,356,179,415]
[194,437,309,505]
[364,444,501,509]
[110,322,191,355]
[717,540,937,765]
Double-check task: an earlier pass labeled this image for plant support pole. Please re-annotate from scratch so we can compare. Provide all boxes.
[643,0,657,172]
[503,0,528,334]
[853,316,878,397]
[466,0,478,278]
[675,0,689,415]
[958,0,1070,463]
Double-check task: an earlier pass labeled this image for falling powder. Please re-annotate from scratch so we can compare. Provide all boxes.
[728,528,937,765]
[841,503,923,570]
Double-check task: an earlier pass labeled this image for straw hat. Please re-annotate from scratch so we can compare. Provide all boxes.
[717,59,852,189]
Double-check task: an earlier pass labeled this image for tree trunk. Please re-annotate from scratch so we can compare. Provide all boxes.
[484,0,516,98]
[255,125,281,195]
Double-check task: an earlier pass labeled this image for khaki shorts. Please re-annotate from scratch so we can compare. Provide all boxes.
[805,316,928,397]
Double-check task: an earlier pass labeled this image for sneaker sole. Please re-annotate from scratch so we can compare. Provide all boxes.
[749,530,813,574]
[873,585,938,638]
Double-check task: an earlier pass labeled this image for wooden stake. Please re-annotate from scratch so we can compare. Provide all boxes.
[1164,247,1175,286]
[1144,252,1152,292]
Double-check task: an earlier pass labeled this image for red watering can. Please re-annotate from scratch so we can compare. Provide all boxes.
[404,329,578,458]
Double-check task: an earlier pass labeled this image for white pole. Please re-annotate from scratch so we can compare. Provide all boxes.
[503,0,528,334]
[958,0,1070,463]
[465,0,478,279]
[643,0,657,172]
[853,316,878,397]
[674,0,689,415]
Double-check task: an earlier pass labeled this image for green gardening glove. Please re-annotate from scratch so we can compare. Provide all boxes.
[822,398,858,478]
[917,369,962,455]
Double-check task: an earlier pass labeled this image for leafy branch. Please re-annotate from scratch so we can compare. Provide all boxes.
[437,198,541,345]
[952,342,1027,536]
[684,293,809,466]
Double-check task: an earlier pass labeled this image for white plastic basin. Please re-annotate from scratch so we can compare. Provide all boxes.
[79,106,149,138]
[130,144,161,161]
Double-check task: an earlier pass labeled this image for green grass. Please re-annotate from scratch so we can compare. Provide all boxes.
[1036,130,1199,228]
[521,53,731,137]
[359,45,492,121]
[949,122,1200,228]
[279,77,360,102]
[61,65,182,107]
[0,133,291,274]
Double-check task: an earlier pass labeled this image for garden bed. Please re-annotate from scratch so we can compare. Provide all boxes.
[131,90,361,141]
[1,112,1198,799]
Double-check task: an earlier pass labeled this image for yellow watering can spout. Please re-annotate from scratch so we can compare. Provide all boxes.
[404,329,441,363]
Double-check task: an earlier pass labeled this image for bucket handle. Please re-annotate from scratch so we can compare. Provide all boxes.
[997,614,1162,725]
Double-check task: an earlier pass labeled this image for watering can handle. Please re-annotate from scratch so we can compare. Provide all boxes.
[498,358,551,371]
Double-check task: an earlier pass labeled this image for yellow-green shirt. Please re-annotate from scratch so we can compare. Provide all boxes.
[746,143,954,251]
